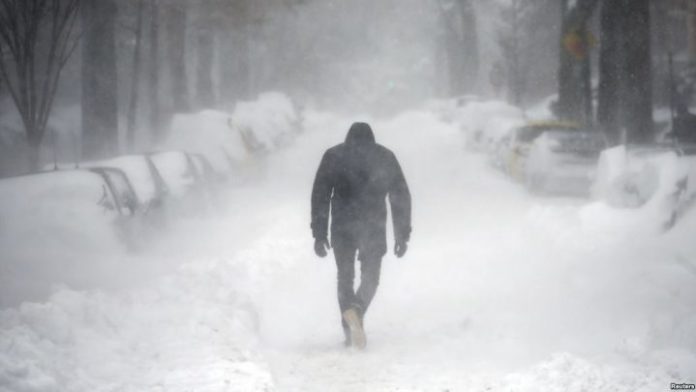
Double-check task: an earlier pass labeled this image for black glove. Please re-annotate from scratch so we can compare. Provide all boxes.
[394,239,408,258]
[314,238,331,258]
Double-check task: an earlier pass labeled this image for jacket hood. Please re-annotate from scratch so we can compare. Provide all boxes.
[345,122,375,145]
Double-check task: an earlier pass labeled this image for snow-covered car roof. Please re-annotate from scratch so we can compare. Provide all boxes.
[80,155,166,205]
[0,170,121,249]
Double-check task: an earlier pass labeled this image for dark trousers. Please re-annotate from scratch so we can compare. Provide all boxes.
[333,240,383,338]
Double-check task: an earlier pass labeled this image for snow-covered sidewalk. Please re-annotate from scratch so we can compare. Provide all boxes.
[2,110,695,391]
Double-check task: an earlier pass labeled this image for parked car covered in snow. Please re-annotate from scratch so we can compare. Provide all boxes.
[503,121,580,180]
[593,144,696,230]
[165,110,249,173]
[460,100,525,153]
[147,151,216,214]
[0,170,126,251]
[77,155,169,213]
[88,167,140,216]
[147,151,199,198]
[232,92,301,153]
[525,129,606,194]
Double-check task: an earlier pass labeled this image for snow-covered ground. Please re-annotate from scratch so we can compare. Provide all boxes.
[2,109,695,391]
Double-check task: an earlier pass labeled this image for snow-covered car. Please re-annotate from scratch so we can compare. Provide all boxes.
[166,110,249,172]
[504,121,580,180]
[87,167,140,216]
[0,170,125,251]
[593,144,696,229]
[459,100,525,153]
[425,95,482,124]
[147,151,215,214]
[147,151,199,198]
[232,92,301,153]
[78,155,170,213]
[190,153,222,183]
[525,129,606,194]
[87,167,151,247]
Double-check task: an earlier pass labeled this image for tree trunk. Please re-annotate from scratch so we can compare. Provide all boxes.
[239,27,252,100]
[508,0,523,105]
[557,0,599,124]
[82,0,119,160]
[597,0,622,143]
[440,0,479,96]
[195,27,216,108]
[165,2,189,114]
[598,0,653,145]
[127,0,145,152]
[459,0,479,90]
[622,0,653,144]
[27,131,42,172]
[688,1,696,62]
[147,0,162,143]
[218,30,235,105]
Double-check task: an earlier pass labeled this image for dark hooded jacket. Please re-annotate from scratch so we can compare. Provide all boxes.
[311,123,411,258]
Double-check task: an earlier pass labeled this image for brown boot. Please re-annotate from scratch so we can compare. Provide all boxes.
[342,307,366,349]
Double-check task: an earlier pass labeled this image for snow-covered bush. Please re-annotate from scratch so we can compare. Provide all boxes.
[231,92,300,153]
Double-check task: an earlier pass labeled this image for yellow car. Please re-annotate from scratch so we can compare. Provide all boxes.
[504,121,580,181]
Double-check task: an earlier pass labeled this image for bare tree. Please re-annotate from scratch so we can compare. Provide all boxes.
[0,0,80,170]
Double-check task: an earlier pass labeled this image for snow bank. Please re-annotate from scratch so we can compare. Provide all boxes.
[166,110,249,172]
[0,259,274,392]
[0,171,125,306]
[3,107,695,391]
[231,92,300,153]
[498,353,678,392]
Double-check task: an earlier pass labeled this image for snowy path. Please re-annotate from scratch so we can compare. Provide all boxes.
[250,112,696,391]
[2,110,695,391]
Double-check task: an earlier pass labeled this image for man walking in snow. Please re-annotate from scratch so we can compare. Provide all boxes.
[311,122,411,349]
